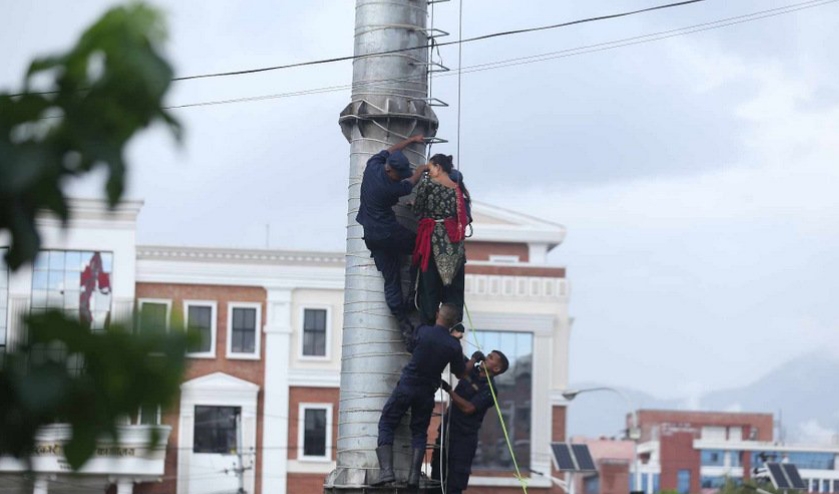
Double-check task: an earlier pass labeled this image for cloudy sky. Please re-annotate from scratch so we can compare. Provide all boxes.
[3,0,838,401]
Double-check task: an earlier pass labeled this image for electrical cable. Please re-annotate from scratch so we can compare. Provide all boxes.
[436,366,453,494]
[7,0,706,99]
[462,302,529,493]
[24,0,836,117]
[456,0,464,171]
[159,0,838,113]
[170,0,706,82]
[426,0,437,162]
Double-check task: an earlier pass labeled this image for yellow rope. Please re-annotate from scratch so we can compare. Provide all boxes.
[463,302,529,493]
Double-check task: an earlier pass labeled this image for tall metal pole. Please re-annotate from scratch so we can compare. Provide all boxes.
[326,0,438,492]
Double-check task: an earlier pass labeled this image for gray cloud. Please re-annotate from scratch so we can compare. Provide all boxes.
[4,0,839,399]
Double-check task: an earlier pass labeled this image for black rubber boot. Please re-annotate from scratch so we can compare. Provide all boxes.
[407,447,425,488]
[373,445,395,486]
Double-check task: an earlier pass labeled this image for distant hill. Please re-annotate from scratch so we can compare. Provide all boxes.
[566,351,839,445]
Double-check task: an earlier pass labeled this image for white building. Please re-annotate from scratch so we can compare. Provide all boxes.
[1,200,573,494]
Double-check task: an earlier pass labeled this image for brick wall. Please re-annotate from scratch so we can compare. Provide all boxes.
[287,387,340,461]
[600,461,631,494]
[545,405,568,494]
[286,473,327,494]
[467,241,530,262]
[552,406,567,442]
[633,410,776,492]
[636,409,774,442]
[465,264,566,277]
[660,431,700,493]
[134,283,266,494]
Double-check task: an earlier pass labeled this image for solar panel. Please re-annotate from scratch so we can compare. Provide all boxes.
[782,463,807,490]
[766,463,792,490]
[550,443,598,472]
[551,443,577,471]
[572,444,597,471]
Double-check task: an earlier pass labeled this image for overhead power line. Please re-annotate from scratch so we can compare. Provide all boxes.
[5,0,705,99]
[164,0,838,112]
[172,0,706,82]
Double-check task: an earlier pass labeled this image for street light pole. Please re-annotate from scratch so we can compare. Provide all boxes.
[562,387,642,493]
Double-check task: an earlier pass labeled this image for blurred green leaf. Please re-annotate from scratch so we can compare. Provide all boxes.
[0,2,181,269]
[0,2,190,472]
[0,310,197,469]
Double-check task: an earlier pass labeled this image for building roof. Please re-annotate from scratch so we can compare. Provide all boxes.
[469,201,567,250]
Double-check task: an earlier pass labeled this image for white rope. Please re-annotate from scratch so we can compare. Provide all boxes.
[456,0,464,172]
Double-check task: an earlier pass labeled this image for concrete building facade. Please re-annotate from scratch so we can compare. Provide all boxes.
[0,200,573,494]
[595,409,839,494]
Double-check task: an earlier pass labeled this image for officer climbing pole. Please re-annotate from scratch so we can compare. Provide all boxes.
[325,0,441,492]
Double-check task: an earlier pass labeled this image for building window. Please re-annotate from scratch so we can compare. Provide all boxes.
[137,404,161,425]
[1,250,8,357]
[701,426,726,441]
[753,451,836,471]
[194,405,240,454]
[784,451,836,470]
[185,301,216,357]
[471,331,533,472]
[677,469,691,494]
[32,250,113,330]
[299,404,331,460]
[138,299,170,334]
[584,475,600,494]
[302,308,328,357]
[488,254,520,263]
[700,476,741,492]
[227,303,261,359]
[701,449,725,466]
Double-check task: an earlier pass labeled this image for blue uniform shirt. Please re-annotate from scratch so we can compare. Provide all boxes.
[356,150,414,241]
[449,366,495,436]
[401,324,466,388]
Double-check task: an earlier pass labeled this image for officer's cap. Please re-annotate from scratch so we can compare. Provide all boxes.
[387,151,412,179]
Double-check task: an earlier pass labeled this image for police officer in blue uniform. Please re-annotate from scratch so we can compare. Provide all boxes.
[356,134,427,338]
[374,303,480,489]
[431,349,510,494]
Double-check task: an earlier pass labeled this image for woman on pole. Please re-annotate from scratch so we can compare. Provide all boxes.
[411,154,471,326]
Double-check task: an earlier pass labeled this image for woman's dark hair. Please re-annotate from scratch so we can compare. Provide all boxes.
[429,154,454,173]
[430,154,471,206]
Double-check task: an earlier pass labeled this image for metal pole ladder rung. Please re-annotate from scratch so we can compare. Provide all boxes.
[409,97,449,107]
[410,60,450,73]
[416,27,450,39]
[423,136,448,144]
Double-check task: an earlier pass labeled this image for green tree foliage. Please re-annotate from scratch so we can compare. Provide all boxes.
[0,311,192,470]
[0,2,180,269]
[0,3,192,470]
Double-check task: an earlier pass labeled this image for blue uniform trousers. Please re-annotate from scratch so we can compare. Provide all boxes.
[365,225,416,317]
[431,425,479,494]
[377,380,436,449]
